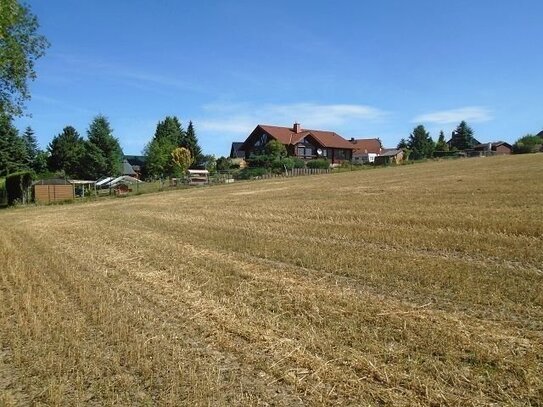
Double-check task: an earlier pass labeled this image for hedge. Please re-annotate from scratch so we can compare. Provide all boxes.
[5,171,33,205]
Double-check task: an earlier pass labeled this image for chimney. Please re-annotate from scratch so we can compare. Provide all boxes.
[293,122,301,133]
[350,137,355,143]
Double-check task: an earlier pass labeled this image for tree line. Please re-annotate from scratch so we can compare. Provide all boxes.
[397,120,542,160]
[0,113,211,180]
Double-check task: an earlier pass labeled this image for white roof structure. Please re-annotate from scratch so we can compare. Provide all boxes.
[96,176,143,188]
[187,169,209,175]
[96,177,113,186]
[69,179,96,185]
[107,176,143,187]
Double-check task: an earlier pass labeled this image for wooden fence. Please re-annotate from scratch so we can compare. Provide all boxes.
[35,184,75,204]
[258,168,332,179]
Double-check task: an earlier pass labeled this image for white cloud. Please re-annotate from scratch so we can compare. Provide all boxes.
[198,102,387,135]
[413,106,493,124]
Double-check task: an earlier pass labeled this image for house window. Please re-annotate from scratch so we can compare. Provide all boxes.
[336,149,347,160]
[297,146,314,158]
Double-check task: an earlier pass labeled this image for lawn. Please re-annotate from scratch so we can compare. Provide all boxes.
[0,155,542,406]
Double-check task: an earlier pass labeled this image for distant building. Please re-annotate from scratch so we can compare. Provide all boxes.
[230,142,245,159]
[124,155,146,178]
[375,149,404,165]
[350,138,382,163]
[473,142,512,155]
[239,123,354,164]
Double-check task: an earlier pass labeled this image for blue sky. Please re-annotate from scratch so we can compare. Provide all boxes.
[14,0,543,156]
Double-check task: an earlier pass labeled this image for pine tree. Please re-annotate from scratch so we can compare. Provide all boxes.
[408,125,434,160]
[21,126,38,166]
[87,115,123,176]
[181,121,203,167]
[435,130,449,151]
[0,114,28,176]
[450,121,476,150]
[79,141,107,180]
[47,126,85,177]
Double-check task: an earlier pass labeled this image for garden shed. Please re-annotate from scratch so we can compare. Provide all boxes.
[34,179,74,203]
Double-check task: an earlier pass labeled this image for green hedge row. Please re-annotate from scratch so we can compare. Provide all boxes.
[5,171,33,205]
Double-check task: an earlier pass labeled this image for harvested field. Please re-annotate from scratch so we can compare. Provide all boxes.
[1,155,542,406]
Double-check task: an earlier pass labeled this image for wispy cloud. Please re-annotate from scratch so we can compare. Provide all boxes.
[413,106,493,124]
[198,102,388,135]
[51,52,205,93]
[32,94,94,115]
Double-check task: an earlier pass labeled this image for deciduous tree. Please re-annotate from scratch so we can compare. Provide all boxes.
[0,0,49,116]
[0,114,27,175]
[171,147,192,177]
[512,134,542,154]
[144,116,184,178]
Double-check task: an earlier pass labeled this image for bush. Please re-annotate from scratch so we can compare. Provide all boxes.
[281,157,305,169]
[306,159,330,169]
[5,171,33,205]
[0,178,6,207]
[237,167,268,179]
[513,134,542,154]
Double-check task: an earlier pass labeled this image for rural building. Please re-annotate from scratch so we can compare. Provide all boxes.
[374,149,404,165]
[122,159,138,177]
[34,179,75,203]
[350,138,382,163]
[239,123,354,164]
[473,141,512,155]
[124,155,146,178]
[230,142,245,159]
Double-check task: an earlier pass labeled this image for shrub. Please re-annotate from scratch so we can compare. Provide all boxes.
[0,178,6,207]
[306,159,330,169]
[513,134,542,154]
[237,167,268,179]
[5,171,34,205]
[281,157,305,169]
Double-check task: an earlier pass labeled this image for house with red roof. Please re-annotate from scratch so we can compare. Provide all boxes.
[350,138,382,163]
[239,123,354,164]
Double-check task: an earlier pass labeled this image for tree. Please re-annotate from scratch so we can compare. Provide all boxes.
[33,149,48,174]
[79,141,108,179]
[512,134,542,154]
[181,121,203,166]
[450,121,477,151]
[0,0,49,116]
[0,114,27,176]
[407,125,434,160]
[435,130,449,151]
[171,147,192,177]
[21,126,37,164]
[144,116,184,178]
[47,126,85,177]
[216,156,233,171]
[87,115,123,177]
[265,139,287,158]
[397,138,408,149]
[200,154,217,174]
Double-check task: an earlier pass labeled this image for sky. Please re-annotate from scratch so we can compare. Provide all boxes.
[14,0,543,156]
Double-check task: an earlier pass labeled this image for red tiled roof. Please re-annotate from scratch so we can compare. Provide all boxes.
[351,138,382,154]
[258,124,355,149]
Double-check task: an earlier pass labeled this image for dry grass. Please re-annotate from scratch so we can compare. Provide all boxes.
[1,155,542,406]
